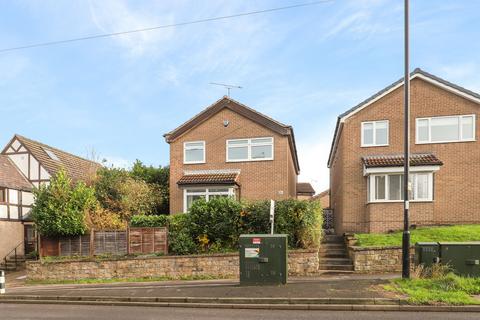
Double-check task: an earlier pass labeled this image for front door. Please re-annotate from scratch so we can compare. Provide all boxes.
[24,225,37,255]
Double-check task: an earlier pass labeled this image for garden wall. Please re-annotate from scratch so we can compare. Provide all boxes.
[27,249,319,281]
[348,246,415,273]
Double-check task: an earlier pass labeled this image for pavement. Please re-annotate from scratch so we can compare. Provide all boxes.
[5,273,397,299]
[2,273,480,312]
[2,304,480,320]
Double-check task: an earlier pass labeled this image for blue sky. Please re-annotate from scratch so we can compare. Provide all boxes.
[1,0,479,192]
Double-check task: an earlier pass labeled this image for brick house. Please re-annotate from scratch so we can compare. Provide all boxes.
[0,135,101,261]
[164,96,310,214]
[328,69,480,234]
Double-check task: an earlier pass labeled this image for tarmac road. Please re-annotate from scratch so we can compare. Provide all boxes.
[1,304,479,320]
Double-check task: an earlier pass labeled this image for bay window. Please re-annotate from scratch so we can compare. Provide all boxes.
[368,172,433,202]
[226,137,273,162]
[183,187,235,212]
[416,115,475,144]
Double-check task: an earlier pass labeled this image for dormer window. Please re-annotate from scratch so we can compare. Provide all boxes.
[43,147,60,161]
[361,120,389,147]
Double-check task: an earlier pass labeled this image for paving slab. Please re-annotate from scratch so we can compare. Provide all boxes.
[5,273,397,299]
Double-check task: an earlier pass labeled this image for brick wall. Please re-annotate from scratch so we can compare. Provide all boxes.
[27,250,319,281]
[331,78,480,233]
[168,107,297,213]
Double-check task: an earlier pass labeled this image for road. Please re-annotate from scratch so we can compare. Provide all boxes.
[1,304,478,320]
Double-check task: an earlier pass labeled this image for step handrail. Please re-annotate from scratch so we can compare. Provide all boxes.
[1,241,23,271]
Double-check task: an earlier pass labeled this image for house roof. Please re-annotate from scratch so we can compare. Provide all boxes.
[3,135,102,182]
[164,96,300,174]
[177,170,240,186]
[328,68,480,168]
[0,155,33,191]
[362,153,443,168]
[296,182,315,195]
[312,189,329,200]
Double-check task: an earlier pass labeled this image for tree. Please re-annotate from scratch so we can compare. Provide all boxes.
[94,167,157,220]
[31,169,97,237]
[130,160,169,214]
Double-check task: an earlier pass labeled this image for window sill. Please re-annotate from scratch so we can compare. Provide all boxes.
[183,161,206,165]
[367,200,433,204]
[415,139,476,145]
[361,144,389,148]
[226,158,274,163]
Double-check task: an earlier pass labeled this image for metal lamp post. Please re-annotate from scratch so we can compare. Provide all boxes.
[402,0,411,279]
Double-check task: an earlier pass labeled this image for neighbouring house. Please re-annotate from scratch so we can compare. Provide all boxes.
[164,96,303,213]
[0,134,101,260]
[312,189,330,209]
[296,182,316,200]
[328,68,480,234]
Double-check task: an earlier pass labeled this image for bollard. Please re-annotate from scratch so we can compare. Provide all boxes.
[0,270,5,294]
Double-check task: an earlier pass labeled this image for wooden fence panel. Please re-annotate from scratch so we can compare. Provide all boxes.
[59,235,90,256]
[94,230,127,256]
[129,227,168,255]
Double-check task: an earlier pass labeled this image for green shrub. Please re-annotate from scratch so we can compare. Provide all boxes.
[31,169,97,237]
[187,197,322,253]
[167,214,196,255]
[130,215,169,228]
[189,197,243,251]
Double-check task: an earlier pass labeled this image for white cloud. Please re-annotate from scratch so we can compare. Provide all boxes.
[298,136,332,194]
[101,155,133,169]
[87,0,176,56]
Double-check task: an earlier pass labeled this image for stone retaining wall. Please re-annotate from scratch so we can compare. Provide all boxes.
[27,250,319,281]
[348,246,415,273]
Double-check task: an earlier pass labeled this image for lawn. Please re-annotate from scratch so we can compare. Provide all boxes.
[385,273,480,305]
[355,224,480,247]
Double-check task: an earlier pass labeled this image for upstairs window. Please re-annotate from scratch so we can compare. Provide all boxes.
[361,120,389,147]
[226,137,273,162]
[184,141,205,164]
[416,115,475,144]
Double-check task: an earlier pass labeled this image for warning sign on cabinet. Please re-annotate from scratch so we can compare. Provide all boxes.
[245,247,260,258]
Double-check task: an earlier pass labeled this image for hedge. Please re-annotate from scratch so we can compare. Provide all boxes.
[131,198,323,255]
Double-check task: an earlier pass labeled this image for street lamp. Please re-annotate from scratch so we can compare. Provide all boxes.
[402,0,411,279]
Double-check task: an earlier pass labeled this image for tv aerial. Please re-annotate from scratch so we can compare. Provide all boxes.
[210,82,242,97]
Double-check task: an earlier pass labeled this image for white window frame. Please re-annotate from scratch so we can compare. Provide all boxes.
[361,120,389,147]
[183,187,235,213]
[416,114,476,144]
[368,172,433,203]
[183,141,206,164]
[226,137,274,162]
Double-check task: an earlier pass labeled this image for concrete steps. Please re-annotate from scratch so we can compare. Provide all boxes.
[318,235,354,273]
[0,256,26,271]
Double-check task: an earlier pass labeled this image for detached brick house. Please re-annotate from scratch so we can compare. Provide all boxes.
[0,135,101,260]
[328,69,480,234]
[164,96,312,213]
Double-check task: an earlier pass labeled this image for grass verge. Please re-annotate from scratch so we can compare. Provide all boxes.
[26,274,234,286]
[355,224,480,247]
[385,273,480,305]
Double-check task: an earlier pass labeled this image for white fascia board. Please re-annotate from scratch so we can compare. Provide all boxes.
[341,74,480,123]
[363,165,441,176]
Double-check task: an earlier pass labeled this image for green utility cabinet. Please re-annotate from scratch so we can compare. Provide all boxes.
[440,242,480,277]
[415,242,480,277]
[415,242,440,268]
[239,234,287,285]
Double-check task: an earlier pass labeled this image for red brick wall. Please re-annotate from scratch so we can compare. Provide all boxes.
[331,78,480,233]
[168,108,297,213]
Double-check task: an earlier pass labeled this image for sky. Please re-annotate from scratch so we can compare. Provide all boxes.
[1,0,480,193]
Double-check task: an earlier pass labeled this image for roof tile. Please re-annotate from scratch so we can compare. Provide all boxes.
[177,172,239,186]
[362,153,443,168]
